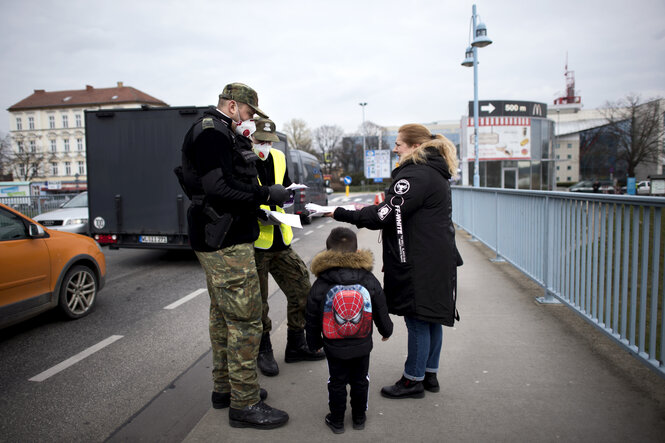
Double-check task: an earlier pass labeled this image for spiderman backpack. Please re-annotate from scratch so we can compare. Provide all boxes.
[323,284,373,339]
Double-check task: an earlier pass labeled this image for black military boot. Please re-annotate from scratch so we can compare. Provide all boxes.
[423,371,440,392]
[380,376,425,399]
[257,332,279,376]
[212,388,267,409]
[228,400,289,429]
[284,329,325,363]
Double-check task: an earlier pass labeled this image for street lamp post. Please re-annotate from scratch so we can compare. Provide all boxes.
[461,4,492,188]
[359,102,367,177]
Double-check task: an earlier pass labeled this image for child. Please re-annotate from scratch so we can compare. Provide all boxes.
[306,227,393,434]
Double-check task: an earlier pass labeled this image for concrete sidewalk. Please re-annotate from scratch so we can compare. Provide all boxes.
[184,227,665,442]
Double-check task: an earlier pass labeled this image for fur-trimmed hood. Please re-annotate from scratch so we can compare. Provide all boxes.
[310,249,374,277]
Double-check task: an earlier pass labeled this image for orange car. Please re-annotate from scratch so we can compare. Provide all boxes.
[0,202,106,329]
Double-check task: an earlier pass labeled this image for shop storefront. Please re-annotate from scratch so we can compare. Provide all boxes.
[460,100,555,190]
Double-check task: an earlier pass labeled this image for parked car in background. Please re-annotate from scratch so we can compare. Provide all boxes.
[637,180,651,195]
[0,202,106,329]
[569,180,615,194]
[288,149,328,224]
[33,191,89,234]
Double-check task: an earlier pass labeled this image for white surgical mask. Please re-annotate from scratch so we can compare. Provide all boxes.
[235,119,256,138]
[252,143,271,161]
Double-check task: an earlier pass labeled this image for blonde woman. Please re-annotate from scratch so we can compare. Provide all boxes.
[332,124,462,399]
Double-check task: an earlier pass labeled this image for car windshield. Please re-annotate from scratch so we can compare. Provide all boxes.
[62,192,87,208]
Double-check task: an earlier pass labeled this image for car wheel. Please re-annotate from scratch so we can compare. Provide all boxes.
[59,265,97,319]
[300,213,312,225]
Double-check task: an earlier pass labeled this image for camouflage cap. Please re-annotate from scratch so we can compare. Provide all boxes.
[219,82,268,118]
[253,117,280,143]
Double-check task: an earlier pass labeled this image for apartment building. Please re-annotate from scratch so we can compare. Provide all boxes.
[7,82,167,192]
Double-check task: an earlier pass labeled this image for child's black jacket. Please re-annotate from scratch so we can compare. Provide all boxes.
[306,249,393,360]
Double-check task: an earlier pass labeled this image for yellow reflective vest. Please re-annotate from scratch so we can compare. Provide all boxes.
[255,149,294,249]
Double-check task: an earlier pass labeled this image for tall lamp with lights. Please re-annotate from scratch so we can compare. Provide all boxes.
[461,4,492,187]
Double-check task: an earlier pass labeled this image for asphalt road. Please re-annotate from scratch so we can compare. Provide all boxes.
[0,192,376,442]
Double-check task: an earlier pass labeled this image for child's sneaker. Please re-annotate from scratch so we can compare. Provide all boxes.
[352,413,366,430]
[325,414,345,434]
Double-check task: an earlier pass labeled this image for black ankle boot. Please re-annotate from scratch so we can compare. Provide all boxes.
[212,388,267,409]
[423,372,440,392]
[285,329,325,363]
[257,332,279,376]
[380,376,425,399]
[228,400,289,429]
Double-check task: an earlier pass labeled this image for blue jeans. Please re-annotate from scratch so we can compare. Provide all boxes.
[403,316,443,381]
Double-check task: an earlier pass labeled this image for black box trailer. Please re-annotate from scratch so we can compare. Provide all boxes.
[85,106,289,249]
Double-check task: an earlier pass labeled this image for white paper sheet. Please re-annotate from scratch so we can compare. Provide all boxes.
[305,203,356,215]
[261,209,303,229]
[286,183,308,190]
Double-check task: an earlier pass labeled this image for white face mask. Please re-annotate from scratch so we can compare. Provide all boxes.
[252,143,271,161]
[235,119,256,138]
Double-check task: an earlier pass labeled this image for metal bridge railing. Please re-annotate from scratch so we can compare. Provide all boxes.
[452,186,665,378]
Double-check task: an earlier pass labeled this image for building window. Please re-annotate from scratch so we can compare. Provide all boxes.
[50,140,57,152]
[49,115,55,129]
[556,143,560,149]
[16,117,22,130]
[567,166,572,170]
[78,161,85,175]
[567,176,572,181]
[76,138,83,151]
[75,114,82,127]
[556,154,560,159]
[51,162,58,176]
[17,141,24,153]
[556,166,560,170]
[64,139,70,152]
[65,161,71,175]
[28,116,35,130]
[62,115,68,128]
[567,143,572,149]
[567,154,572,159]
[29,140,36,152]
[19,165,26,177]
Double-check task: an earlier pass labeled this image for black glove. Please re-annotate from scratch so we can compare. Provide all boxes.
[267,184,290,205]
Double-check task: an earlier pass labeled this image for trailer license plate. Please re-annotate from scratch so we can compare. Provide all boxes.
[140,235,168,244]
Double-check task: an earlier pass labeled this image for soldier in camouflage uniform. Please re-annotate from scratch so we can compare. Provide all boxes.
[250,118,325,377]
[179,83,291,429]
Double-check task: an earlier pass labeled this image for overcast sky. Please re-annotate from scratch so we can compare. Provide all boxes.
[1,0,664,137]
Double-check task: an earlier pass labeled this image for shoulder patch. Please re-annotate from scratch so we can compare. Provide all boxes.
[201,118,215,130]
[394,179,410,195]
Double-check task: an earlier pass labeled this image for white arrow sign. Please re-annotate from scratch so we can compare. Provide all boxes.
[481,103,496,114]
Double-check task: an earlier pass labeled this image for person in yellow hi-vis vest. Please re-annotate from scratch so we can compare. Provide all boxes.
[252,117,325,376]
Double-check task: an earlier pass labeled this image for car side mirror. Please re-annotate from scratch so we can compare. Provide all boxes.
[29,223,46,238]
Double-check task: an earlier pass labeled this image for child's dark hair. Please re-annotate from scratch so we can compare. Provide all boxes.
[326,227,357,253]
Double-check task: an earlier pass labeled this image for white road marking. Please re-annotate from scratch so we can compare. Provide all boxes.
[292,238,300,243]
[316,224,325,229]
[354,198,362,202]
[29,335,124,382]
[326,219,334,224]
[164,288,207,310]
[305,231,313,236]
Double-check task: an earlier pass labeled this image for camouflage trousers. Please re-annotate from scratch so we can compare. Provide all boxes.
[255,247,311,333]
[195,243,262,409]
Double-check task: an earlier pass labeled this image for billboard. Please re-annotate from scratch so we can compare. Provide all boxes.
[467,117,531,160]
[365,150,392,178]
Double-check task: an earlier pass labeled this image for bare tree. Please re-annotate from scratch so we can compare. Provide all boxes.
[0,133,13,180]
[314,125,344,174]
[602,95,664,177]
[282,118,315,156]
[357,121,386,150]
[10,149,46,181]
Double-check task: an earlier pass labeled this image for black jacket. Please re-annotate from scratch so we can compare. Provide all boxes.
[334,148,462,326]
[181,107,269,251]
[306,249,393,360]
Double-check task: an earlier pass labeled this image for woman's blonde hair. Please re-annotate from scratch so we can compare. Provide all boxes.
[398,123,459,177]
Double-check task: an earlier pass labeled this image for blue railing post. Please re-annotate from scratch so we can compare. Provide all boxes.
[537,195,560,304]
